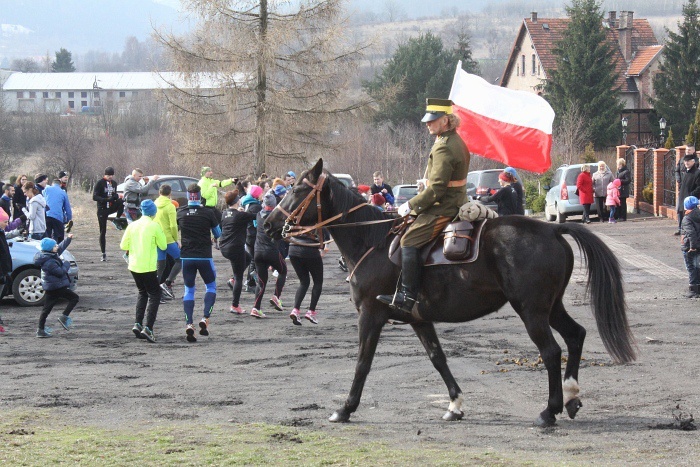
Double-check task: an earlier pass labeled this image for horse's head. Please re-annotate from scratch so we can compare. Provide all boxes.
[264,158,332,241]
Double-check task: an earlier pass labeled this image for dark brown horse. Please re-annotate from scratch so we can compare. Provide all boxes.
[264,159,636,427]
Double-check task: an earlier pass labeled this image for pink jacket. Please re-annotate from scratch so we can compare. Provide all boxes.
[606,179,621,206]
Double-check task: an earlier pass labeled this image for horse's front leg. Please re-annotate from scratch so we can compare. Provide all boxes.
[329,305,386,423]
[411,321,464,421]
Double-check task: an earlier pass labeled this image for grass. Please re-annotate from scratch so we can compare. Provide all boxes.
[0,410,532,466]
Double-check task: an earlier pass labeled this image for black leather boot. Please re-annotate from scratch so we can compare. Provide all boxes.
[377,247,422,313]
[686,285,699,298]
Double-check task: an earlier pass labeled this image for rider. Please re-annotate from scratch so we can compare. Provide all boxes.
[377,98,470,314]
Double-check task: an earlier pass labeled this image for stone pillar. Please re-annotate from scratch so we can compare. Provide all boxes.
[633,148,646,213]
[653,148,668,216]
[616,145,629,160]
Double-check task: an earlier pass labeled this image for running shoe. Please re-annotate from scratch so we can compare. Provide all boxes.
[65,220,74,233]
[141,326,156,343]
[290,308,302,326]
[304,310,318,325]
[230,305,245,315]
[57,314,73,330]
[122,252,129,264]
[269,295,283,311]
[250,308,267,319]
[36,327,53,338]
[227,278,235,291]
[101,253,107,262]
[186,324,197,342]
[132,323,145,338]
[199,317,210,336]
[160,283,175,300]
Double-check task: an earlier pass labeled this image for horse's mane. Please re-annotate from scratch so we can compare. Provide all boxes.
[324,171,394,250]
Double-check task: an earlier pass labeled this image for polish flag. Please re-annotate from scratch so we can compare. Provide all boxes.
[448,62,555,173]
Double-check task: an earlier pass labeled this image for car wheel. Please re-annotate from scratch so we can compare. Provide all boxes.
[12,269,45,306]
[545,204,556,222]
[556,208,567,224]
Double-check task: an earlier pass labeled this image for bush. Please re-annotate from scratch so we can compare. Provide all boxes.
[524,180,546,212]
[642,182,653,204]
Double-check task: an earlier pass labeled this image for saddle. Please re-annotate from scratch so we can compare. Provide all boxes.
[388,218,488,267]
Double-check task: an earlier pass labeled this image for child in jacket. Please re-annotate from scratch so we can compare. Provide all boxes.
[605,179,621,224]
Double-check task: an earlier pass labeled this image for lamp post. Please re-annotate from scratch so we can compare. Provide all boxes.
[621,116,628,145]
[659,117,667,147]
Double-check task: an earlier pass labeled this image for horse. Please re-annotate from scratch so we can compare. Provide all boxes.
[264,159,636,427]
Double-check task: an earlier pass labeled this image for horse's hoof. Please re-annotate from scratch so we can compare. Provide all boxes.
[442,410,464,421]
[329,411,350,423]
[534,411,556,428]
[565,398,583,419]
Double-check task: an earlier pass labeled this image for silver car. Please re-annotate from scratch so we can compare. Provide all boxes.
[544,163,599,223]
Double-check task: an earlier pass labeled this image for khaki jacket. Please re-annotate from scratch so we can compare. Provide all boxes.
[409,129,470,218]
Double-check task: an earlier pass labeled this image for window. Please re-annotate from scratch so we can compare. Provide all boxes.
[132,91,139,97]
[16,92,23,98]
[81,101,87,107]
[43,92,49,98]
[94,91,100,98]
[521,55,525,77]
[532,54,536,75]
[56,92,61,98]
[81,91,87,98]
[29,92,36,98]
[119,91,126,98]
[68,101,74,109]
[68,92,74,98]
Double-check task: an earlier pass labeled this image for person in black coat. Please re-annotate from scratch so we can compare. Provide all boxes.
[615,158,632,221]
[680,196,700,297]
[12,174,28,221]
[0,209,11,331]
[92,167,125,260]
[676,151,700,235]
[480,171,519,216]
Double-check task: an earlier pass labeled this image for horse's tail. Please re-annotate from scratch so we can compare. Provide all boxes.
[555,223,637,363]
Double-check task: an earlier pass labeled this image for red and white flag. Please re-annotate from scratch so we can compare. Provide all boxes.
[448,62,555,173]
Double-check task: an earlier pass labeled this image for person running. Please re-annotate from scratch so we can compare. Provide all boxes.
[289,229,328,325]
[251,191,287,318]
[120,199,167,343]
[219,190,257,314]
[93,167,125,261]
[241,185,263,292]
[22,181,47,240]
[43,176,73,242]
[34,236,79,338]
[178,183,221,342]
[154,184,181,300]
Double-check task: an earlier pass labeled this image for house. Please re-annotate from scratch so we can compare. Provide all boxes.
[0,72,231,114]
[500,11,663,144]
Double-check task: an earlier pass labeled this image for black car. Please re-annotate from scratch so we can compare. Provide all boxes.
[117,175,200,208]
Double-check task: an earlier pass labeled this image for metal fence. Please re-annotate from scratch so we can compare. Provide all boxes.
[663,149,677,207]
[625,145,636,195]
[642,149,655,197]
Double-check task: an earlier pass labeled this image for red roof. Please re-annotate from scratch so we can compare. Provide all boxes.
[627,45,664,76]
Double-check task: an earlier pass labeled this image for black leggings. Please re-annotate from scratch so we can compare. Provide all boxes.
[594,197,607,221]
[131,271,161,329]
[253,250,287,310]
[39,287,79,329]
[290,255,324,311]
[96,202,124,253]
[222,246,251,307]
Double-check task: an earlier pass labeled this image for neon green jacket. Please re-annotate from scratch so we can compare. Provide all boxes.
[120,215,167,273]
[154,195,178,244]
[198,176,233,207]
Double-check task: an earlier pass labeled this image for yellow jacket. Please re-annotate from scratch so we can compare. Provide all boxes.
[120,216,167,273]
[154,195,178,243]
[198,176,233,207]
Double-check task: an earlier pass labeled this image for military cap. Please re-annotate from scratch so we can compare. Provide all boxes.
[421,98,453,123]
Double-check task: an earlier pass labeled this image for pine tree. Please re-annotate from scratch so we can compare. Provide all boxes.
[652,0,700,138]
[665,128,676,149]
[543,0,623,148]
[51,48,75,72]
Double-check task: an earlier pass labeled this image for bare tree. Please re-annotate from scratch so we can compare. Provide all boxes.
[155,0,370,176]
[552,103,591,166]
[10,58,41,73]
[383,0,406,23]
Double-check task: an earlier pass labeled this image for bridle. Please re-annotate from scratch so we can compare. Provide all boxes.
[274,172,400,248]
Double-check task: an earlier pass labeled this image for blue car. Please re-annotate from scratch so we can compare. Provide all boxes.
[7,236,79,307]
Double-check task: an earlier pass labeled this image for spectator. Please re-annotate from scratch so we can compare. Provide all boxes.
[480,172,519,216]
[22,181,47,240]
[576,165,594,224]
[504,167,525,215]
[615,159,631,221]
[592,161,613,222]
[605,179,621,224]
[0,209,11,331]
[370,193,386,211]
[177,183,221,343]
[58,171,69,191]
[44,176,73,243]
[123,168,159,224]
[0,184,13,218]
[676,147,700,235]
[12,174,28,221]
[198,166,235,209]
[154,184,181,300]
[120,199,167,343]
[371,171,395,206]
[34,174,49,195]
[284,171,296,190]
[34,236,79,338]
[357,184,371,202]
[93,167,125,262]
[681,196,700,298]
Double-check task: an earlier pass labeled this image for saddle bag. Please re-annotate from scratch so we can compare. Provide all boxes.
[443,220,474,261]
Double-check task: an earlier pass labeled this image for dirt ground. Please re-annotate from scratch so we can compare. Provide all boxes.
[1,209,699,464]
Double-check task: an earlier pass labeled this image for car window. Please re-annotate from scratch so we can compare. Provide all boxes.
[479,171,500,189]
[396,186,418,198]
[551,169,563,186]
[565,169,581,186]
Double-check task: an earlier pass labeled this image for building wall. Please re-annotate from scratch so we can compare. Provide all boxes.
[503,33,546,93]
[636,60,661,109]
[4,89,149,113]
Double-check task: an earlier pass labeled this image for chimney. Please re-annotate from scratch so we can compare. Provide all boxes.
[618,11,634,62]
[531,12,537,23]
[608,11,617,27]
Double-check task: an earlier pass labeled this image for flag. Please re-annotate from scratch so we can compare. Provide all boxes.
[448,62,555,173]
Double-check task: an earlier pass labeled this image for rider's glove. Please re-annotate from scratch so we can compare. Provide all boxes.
[398,202,411,216]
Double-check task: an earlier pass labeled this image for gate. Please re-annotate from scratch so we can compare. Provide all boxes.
[642,148,655,194]
[663,149,677,207]
[625,145,636,195]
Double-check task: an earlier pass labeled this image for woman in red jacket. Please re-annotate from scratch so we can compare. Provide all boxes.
[576,165,594,224]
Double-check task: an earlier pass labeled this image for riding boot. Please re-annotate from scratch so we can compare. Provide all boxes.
[377,247,422,314]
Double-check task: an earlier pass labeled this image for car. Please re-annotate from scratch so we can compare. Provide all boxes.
[6,236,79,307]
[332,173,355,188]
[117,175,200,208]
[392,184,419,206]
[543,163,599,223]
[467,169,502,209]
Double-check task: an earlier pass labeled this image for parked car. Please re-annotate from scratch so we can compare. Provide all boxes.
[543,163,599,223]
[393,184,419,206]
[333,173,356,188]
[467,169,502,209]
[117,175,199,208]
[6,236,79,307]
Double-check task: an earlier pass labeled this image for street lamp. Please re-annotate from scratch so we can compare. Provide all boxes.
[621,116,628,145]
[659,117,667,147]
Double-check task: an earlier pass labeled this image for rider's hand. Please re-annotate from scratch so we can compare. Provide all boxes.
[398,202,411,216]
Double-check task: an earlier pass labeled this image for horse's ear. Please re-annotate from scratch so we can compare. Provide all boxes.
[310,158,323,182]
